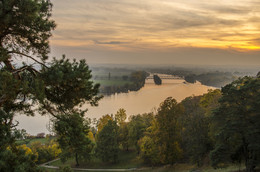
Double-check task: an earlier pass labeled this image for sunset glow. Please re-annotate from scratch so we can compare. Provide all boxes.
[50,0,260,65]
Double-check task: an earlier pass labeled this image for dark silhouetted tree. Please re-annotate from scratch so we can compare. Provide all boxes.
[153,75,162,85]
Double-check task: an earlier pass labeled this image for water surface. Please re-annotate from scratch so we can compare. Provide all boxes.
[16,75,215,135]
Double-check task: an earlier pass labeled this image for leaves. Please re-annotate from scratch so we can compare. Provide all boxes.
[0,0,56,61]
[210,76,260,171]
[155,97,183,164]
[96,119,119,163]
[40,57,102,115]
[53,113,94,165]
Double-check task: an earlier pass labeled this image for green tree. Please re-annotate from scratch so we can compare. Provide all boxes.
[96,120,119,163]
[118,122,129,151]
[40,57,101,167]
[39,57,101,116]
[199,89,221,116]
[128,113,154,154]
[115,108,129,151]
[0,0,56,66]
[0,0,102,170]
[210,76,260,172]
[0,144,39,172]
[0,109,40,171]
[0,1,54,170]
[115,108,127,125]
[97,114,113,133]
[53,113,94,166]
[30,140,61,164]
[138,135,160,165]
[155,97,183,165]
[181,95,213,166]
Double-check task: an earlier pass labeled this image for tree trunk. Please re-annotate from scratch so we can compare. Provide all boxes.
[75,153,79,167]
[246,162,255,172]
[245,154,256,172]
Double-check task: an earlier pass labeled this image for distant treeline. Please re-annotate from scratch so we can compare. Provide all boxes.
[99,71,149,95]
[184,72,235,87]
[147,68,237,88]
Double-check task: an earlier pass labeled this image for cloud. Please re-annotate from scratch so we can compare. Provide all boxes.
[50,0,260,65]
[249,38,260,46]
[93,40,129,45]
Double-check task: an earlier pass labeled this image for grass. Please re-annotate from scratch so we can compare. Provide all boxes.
[138,163,247,172]
[43,148,249,172]
[43,162,247,172]
[50,149,144,169]
[200,165,244,172]
[16,136,56,146]
[17,138,47,146]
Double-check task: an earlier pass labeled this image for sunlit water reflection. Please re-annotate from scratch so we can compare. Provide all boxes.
[15,75,215,135]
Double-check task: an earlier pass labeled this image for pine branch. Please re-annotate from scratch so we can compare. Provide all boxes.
[13,65,40,76]
[7,51,49,68]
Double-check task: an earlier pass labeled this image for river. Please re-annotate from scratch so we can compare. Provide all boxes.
[15,74,215,135]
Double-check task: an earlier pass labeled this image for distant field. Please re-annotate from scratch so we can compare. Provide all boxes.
[90,67,134,88]
[16,137,55,146]
[89,67,148,95]
[91,68,133,80]
[91,68,133,76]
[94,79,133,87]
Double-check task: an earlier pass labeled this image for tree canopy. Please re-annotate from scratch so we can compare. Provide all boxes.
[153,75,162,85]
[0,0,102,170]
[210,76,260,172]
[53,112,94,166]
[155,97,183,164]
[96,119,119,163]
[0,0,56,63]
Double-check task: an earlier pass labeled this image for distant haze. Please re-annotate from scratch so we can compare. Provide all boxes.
[50,0,260,66]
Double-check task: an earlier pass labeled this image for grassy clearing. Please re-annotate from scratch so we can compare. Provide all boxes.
[50,149,144,169]
[16,138,48,146]
[16,137,56,146]
[43,149,248,172]
[46,155,249,172]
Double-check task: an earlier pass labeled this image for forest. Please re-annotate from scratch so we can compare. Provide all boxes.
[5,75,260,172]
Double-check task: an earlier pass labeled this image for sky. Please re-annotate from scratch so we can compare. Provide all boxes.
[49,0,260,66]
